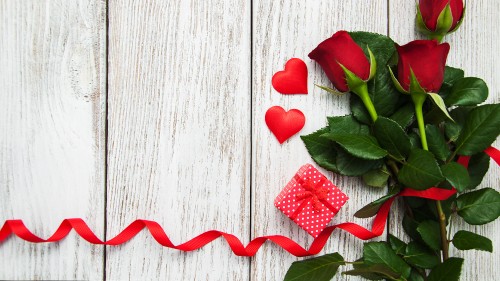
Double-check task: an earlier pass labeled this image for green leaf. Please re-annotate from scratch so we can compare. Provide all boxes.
[445,77,488,106]
[408,269,425,281]
[456,188,500,225]
[351,259,386,280]
[467,152,490,189]
[350,32,400,117]
[444,107,472,142]
[428,93,453,121]
[302,126,383,176]
[455,104,500,155]
[362,166,390,188]
[408,132,422,149]
[398,149,444,190]
[301,128,339,173]
[443,66,465,87]
[327,115,369,135]
[427,258,463,281]
[335,148,383,176]
[416,220,441,251]
[404,242,440,269]
[283,253,345,281]
[440,162,470,192]
[322,133,387,160]
[389,234,407,255]
[363,242,412,279]
[343,264,400,280]
[390,103,414,128]
[403,215,423,242]
[425,124,450,161]
[439,66,465,98]
[355,188,399,218]
[373,117,412,160]
[452,230,493,252]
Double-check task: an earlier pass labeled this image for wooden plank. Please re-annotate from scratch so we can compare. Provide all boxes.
[106,1,251,280]
[389,1,500,280]
[0,0,106,280]
[251,1,388,280]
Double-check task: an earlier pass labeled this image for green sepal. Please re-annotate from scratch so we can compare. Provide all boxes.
[449,4,466,33]
[368,46,377,80]
[409,69,427,95]
[340,63,379,121]
[388,66,408,94]
[434,4,454,34]
[416,5,432,36]
[339,63,367,94]
[315,84,347,96]
[428,93,454,121]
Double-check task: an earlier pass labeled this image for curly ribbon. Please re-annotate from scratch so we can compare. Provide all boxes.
[1,147,499,257]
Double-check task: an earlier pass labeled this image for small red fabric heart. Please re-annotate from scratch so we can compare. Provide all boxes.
[265,106,306,144]
[272,58,308,94]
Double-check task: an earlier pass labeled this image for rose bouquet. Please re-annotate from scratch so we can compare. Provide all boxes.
[283,1,500,280]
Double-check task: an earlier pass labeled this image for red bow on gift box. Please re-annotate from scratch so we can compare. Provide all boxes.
[291,176,337,218]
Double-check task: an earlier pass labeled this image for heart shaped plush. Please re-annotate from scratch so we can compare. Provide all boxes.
[272,58,308,94]
[265,106,306,144]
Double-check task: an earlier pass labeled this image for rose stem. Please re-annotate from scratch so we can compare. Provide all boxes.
[435,199,449,260]
[354,83,378,122]
[412,92,449,261]
[431,34,444,43]
[412,93,428,150]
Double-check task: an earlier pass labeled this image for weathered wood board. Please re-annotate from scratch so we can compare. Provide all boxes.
[0,0,498,280]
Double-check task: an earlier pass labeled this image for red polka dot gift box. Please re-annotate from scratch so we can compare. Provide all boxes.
[274,164,349,237]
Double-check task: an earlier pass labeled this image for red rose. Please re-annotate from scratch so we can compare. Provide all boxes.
[308,31,370,92]
[418,0,464,32]
[396,40,450,93]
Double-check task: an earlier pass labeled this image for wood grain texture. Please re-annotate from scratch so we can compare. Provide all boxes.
[389,1,500,280]
[106,0,251,280]
[0,0,106,280]
[251,1,388,280]
[2,1,499,280]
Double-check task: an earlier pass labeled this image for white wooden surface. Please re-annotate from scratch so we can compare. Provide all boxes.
[0,0,106,280]
[106,0,250,280]
[0,1,498,280]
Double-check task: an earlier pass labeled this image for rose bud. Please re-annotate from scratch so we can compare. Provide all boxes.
[389,40,453,148]
[416,0,465,41]
[390,40,450,94]
[308,30,375,93]
[309,30,378,121]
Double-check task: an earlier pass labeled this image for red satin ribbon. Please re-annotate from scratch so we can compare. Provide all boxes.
[1,147,499,257]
